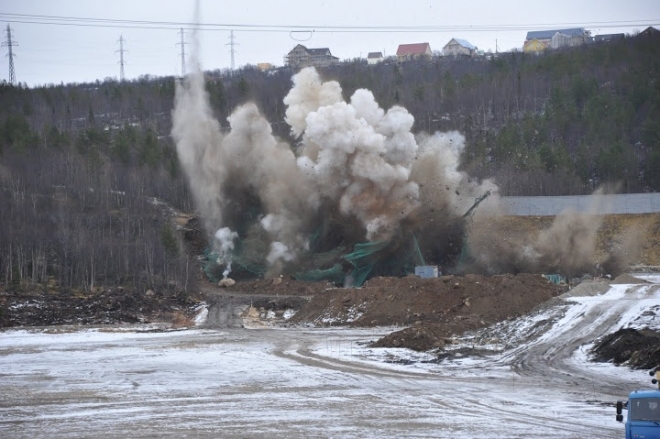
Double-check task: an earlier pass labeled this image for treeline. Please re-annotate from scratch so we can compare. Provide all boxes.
[0,76,196,294]
[0,33,658,292]
[2,34,659,195]
[0,147,195,294]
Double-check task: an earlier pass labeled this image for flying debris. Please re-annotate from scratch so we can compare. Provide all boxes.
[172,64,637,285]
[172,65,501,285]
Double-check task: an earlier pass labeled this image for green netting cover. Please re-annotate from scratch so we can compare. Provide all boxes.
[293,263,344,283]
[204,233,426,288]
[543,274,566,284]
[203,244,266,283]
[341,236,425,287]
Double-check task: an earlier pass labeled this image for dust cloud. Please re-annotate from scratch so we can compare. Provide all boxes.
[172,61,634,280]
[463,188,641,278]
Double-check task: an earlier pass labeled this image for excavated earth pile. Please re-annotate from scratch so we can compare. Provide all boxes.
[591,327,660,369]
[286,273,566,351]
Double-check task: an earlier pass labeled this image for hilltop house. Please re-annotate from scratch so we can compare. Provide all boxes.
[256,63,274,71]
[523,38,549,54]
[285,44,339,68]
[367,52,383,65]
[637,26,660,39]
[524,28,589,52]
[396,43,432,62]
[442,38,477,57]
[594,33,625,43]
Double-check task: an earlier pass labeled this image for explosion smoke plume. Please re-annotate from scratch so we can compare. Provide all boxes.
[172,62,633,279]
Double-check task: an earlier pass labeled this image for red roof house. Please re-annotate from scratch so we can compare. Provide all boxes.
[396,43,432,62]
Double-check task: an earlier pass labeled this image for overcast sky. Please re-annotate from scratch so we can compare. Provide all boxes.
[1,0,658,87]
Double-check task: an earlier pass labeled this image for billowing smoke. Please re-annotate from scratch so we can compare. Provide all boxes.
[172,60,635,281]
[291,68,421,241]
[214,227,238,278]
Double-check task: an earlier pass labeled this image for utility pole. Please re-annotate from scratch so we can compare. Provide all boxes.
[116,35,127,81]
[226,30,238,70]
[176,27,188,77]
[2,24,18,85]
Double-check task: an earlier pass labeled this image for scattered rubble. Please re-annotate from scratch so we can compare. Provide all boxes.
[0,287,200,328]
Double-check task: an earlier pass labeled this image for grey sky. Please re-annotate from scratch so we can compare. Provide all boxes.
[1,0,658,86]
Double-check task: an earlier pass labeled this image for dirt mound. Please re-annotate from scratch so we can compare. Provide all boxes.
[221,278,333,297]
[287,273,565,350]
[561,279,611,298]
[2,273,564,337]
[611,273,651,284]
[590,328,660,369]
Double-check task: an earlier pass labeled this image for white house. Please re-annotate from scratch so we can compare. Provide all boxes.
[442,38,477,57]
[367,52,383,65]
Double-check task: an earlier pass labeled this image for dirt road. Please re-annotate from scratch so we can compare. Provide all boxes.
[0,328,620,438]
[2,277,657,438]
[506,283,660,396]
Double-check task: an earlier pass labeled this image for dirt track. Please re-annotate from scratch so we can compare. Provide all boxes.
[506,283,660,395]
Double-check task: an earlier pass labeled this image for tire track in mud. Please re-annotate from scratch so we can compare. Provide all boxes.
[507,284,660,397]
[260,284,657,438]
[272,343,621,437]
[270,336,434,380]
[267,330,622,437]
[465,396,619,438]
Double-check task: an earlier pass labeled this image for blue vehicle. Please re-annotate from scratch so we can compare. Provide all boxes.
[616,368,660,439]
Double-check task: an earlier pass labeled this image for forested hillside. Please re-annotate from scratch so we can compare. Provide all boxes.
[0,33,658,294]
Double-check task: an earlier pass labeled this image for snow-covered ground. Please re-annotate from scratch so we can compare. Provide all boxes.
[1,277,659,438]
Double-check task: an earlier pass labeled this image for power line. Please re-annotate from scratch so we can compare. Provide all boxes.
[1,18,658,34]
[0,12,658,33]
[2,24,18,85]
[115,35,127,81]
[176,28,187,77]
[226,30,238,70]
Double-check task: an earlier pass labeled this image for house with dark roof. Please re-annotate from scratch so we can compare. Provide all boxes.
[367,52,383,65]
[637,26,660,39]
[285,44,339,68]
[524,28,588,51]
[396,43,432,62]
[442,38,477,57]
[594,33,625,43]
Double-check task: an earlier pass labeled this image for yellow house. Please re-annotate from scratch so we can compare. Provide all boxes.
[523,38,549,54]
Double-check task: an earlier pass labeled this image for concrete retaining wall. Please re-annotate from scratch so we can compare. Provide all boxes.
[500,193,660,216]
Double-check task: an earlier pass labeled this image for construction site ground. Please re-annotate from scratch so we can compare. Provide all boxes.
[1,214,659,369]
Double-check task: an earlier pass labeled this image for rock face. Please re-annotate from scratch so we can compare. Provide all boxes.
[201,292,309,329]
